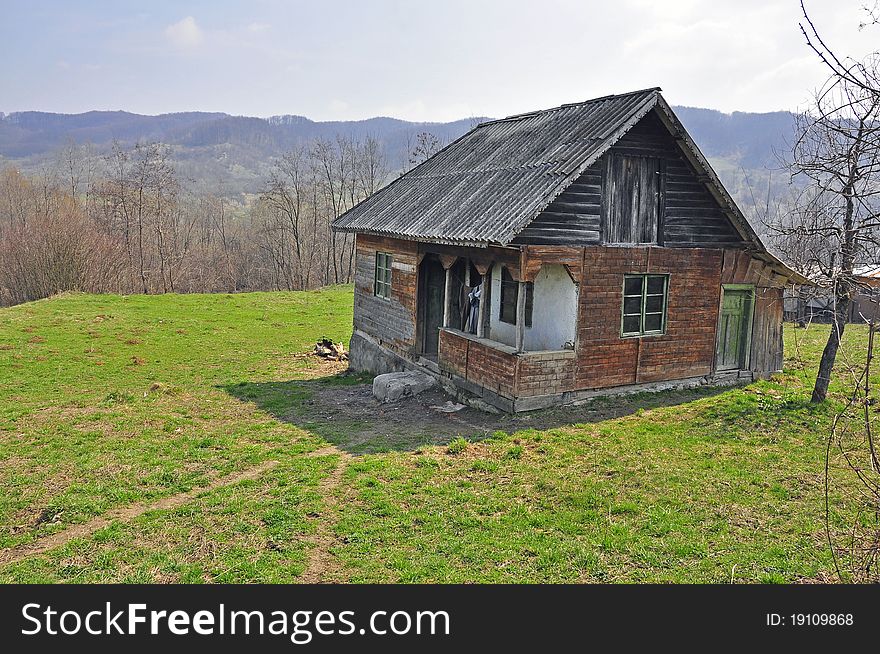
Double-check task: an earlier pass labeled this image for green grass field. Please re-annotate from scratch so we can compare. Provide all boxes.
[0,289,871,582]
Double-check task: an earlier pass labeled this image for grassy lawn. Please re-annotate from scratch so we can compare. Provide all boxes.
[0,288,871,582]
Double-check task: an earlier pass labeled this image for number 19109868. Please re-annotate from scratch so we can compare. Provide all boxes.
[790,614,853,626]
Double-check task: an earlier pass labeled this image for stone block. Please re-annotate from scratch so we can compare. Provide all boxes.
[372,371,437,403]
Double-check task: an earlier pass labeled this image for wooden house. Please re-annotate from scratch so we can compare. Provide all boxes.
[332,89,806,412]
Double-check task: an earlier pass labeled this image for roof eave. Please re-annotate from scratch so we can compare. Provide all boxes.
[335,226,492,249]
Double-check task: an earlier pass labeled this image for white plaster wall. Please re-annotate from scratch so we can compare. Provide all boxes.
[488,264,578,351]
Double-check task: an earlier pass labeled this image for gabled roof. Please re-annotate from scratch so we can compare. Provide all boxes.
[333,88,662,246]
[331,88,803,282]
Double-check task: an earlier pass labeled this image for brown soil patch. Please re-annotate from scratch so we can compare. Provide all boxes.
[278,382,733,455]
[0,460,279,567]
[298,447,352,583]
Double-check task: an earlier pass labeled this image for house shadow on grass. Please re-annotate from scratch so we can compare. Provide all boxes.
[221,371,735,455]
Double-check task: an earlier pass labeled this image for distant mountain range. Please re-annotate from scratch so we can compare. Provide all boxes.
[0,105,799,220]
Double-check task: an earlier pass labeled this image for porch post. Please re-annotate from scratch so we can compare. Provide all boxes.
[476,272,486,337]
[443,266,453,328]
[515,280,526,352]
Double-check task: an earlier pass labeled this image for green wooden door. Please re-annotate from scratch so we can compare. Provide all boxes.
[716,289,753,371]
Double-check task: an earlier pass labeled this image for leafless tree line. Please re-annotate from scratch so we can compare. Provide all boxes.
[0,133,391,306]
[257,135,389,291]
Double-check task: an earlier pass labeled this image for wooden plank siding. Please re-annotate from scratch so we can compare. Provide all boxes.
[720,249,787,375]
[353,234,419,353]
[604,153,659,244]
[611,112,744,249]
[514,110,746,250]
[512,161,603,245]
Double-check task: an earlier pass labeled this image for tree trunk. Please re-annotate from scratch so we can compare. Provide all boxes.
[812,297,850,402]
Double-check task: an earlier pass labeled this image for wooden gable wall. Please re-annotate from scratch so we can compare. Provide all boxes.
[513,110,747,249]
[513,160,604,245]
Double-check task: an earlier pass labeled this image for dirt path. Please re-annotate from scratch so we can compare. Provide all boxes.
[299,447,352,583]
[0,460,279,567]
[1,446,353,581]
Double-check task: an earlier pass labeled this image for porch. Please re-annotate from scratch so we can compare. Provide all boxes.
[437,328,576,410]
[413,245,582,409]
[416,244,583,355]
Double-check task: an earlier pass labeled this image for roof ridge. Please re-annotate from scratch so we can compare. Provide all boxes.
[476,88,662,128]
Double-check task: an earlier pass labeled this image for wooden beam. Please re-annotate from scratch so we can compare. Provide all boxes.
[443,266,453,327]
[515,280,526,352]
[481,264,493,338]
[476,272,486,337]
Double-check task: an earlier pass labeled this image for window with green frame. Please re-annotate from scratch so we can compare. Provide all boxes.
[621,274,668,336]
[374,252,392,298]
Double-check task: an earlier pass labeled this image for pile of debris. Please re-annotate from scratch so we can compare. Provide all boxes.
[313,337,348,361]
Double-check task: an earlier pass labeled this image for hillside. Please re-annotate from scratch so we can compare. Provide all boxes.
[0,110,483,196]
[0,105,797,218]
[0,289,865,583]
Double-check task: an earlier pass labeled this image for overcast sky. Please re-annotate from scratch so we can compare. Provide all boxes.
[1,0,877,121]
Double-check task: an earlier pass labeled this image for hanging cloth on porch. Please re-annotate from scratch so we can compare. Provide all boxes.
[466,283,482,334]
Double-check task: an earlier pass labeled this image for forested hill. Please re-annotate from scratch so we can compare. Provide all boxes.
[0,105,798,210]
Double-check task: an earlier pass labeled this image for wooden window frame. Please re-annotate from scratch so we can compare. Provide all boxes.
[621,273,669,337]
[499,267,533,327]
[374,252,392,299]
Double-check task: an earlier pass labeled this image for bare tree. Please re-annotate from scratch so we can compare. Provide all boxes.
[799,0,879,98]
[407,131,441,170]
[261,147,313,290]
[97,141,180,294]
[0,168,35,231]
[0,184,125,305]
[771,67,880,402]
[57,139,95,209]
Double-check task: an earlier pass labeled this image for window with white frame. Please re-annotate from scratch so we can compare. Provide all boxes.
[374,252,392,298]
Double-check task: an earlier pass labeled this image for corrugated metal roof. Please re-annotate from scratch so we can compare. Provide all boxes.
[332,88,661,246]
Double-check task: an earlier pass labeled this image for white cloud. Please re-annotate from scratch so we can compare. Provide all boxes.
[164,16,204,49]
[246,22,270,33]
